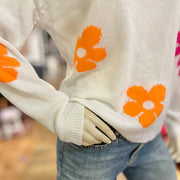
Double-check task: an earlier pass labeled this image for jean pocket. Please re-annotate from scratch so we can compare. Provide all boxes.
[70,141,113,150]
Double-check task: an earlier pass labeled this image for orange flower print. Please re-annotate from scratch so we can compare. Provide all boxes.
[123,84,166,128]
[73,25,107,72]
[0,43,20,83]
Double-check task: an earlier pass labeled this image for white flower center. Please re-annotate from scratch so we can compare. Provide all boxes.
[77,48,87,58]
[143,101,155,110]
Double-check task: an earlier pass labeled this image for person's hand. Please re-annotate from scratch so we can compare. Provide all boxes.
[82,108,116,146]
[167,136,180,163]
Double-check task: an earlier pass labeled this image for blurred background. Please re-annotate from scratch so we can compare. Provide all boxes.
[0,28,179,180]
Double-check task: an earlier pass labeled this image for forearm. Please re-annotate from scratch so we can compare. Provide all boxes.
[165,30,180,137]
[0,0,84,145]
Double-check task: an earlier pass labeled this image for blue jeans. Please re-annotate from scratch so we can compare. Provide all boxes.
[56,133,177,180]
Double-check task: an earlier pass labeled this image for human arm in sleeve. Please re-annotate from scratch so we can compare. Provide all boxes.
[0,0,116,146]
[165,30,180,162]
[0,0,85,145]
[165,75,180,163]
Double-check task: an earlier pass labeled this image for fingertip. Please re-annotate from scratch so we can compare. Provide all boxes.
[112,134,116,140]
[106,139,111,144]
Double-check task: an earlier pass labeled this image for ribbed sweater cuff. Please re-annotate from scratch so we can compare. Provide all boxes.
[56,101,84,145]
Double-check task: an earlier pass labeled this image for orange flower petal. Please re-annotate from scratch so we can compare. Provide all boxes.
[153,102,163,117]
[148,84,166,103]
[75,58,97,72]
[79,26,102,47]
[87,47,107,62]
[73,25,107,72]
[0,46,20,83]
[124,84,166,128]
[139,110,156,128]
[127,86,148,103]
[0,44,8,56]
[0,56,20,67]
[0,67,18,83]
[123,101,143,117]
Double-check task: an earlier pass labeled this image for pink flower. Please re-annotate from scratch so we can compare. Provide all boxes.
[175,31,180,76]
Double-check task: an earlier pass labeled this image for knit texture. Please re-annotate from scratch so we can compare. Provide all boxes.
[0,0,180,144]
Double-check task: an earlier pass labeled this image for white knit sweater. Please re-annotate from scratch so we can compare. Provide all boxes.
[0,0,180,145]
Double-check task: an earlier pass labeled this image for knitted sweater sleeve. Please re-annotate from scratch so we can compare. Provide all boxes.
[0,0,84,145]
[165,29,180,137]
[165,74,180,137]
